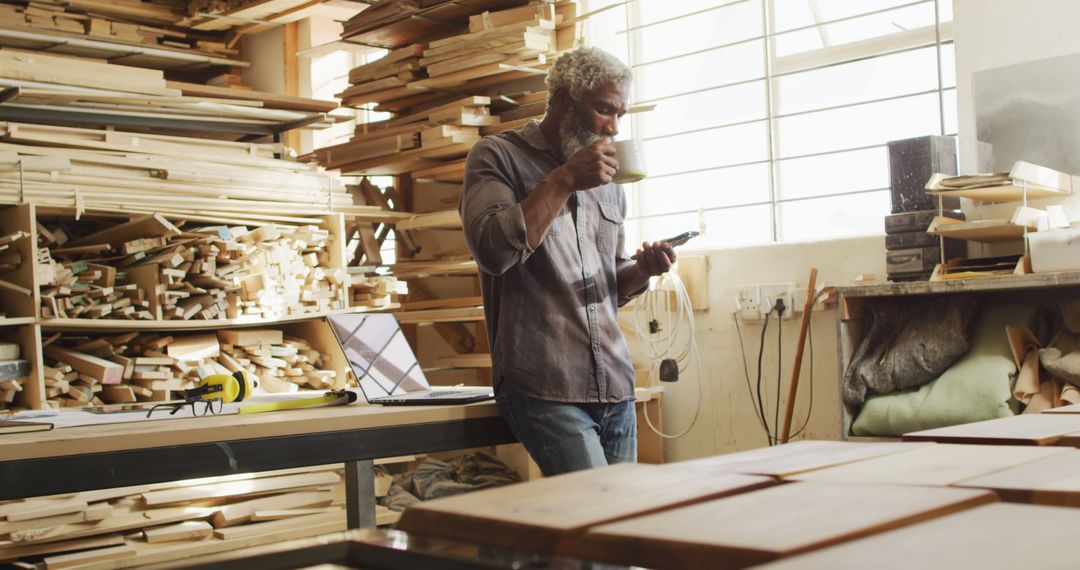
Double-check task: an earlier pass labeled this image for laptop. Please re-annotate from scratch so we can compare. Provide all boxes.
[328,314,494,405]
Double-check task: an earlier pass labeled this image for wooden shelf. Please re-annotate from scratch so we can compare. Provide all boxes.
[837,270,1080,299]
[0,317,35,327]
[38,307,380,332]
[0,24,244,71]
[387,260,477,278]
[395,306,484,325]
[394,210,462,231]
[428,353,491,370]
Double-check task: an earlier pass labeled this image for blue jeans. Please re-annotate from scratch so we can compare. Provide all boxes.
[495,381,637,476]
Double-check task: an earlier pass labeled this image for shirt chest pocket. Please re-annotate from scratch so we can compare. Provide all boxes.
[597,201,623,255]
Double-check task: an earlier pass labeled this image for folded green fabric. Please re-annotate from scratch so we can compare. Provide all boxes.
[851,304,1037,437]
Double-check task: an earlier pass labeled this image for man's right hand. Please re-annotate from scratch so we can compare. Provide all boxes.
[560,140,619,191]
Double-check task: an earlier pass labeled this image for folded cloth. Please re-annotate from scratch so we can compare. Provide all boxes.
[852,304,1039,436]
[1010,326,1080,413]
[843,296,980,406]
[1039,328,1080,386]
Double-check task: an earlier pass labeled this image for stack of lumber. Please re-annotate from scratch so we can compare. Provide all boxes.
[0,0,242,61]
[0,465,404,568]
[313,96,493,175]
[0,122,370,224]
[0,339,27,408]
[37,213,348,322]
[40,327,346,407]
[349,274,408,308]
[0,51,335,136]
[340,0,527,50]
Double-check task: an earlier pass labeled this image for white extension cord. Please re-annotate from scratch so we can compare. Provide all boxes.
[632,270,703,439]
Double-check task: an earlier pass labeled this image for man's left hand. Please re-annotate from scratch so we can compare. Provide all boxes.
[635,241,676,276]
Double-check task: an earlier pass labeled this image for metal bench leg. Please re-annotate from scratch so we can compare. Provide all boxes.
[345,459,376,529]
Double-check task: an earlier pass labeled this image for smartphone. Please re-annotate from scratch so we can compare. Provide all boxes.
[630,231,699,259]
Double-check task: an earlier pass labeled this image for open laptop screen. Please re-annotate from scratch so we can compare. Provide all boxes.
[328,314,429,398]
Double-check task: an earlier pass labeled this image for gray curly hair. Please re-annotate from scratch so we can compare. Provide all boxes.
[546,46,632,112]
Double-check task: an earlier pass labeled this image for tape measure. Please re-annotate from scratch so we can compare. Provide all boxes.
[185,371,257,404]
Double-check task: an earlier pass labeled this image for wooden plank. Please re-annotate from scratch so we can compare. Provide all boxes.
[249,507,337,522]
[576,482,996,569]
[788,444,1069,487]
[753,503,1080,570]
[394,209,462,231]
[212,509,342,541]
[3,497,87,522]
[217,329,284,346]
[902,414,1080,446]
[143,521,214,543]
[164,333,219,362]
[401,296,482,311]
[66,214,180,250]
[166,81,337,113]
[211,490,334,528]
[955,451,1080,506]
[141,471,341,507]
[42,345,122,384]
[396,463,774,554]
[42,543,135,568]
[0,534,123,563]
[394,306,484,325]
[676,440,933,479]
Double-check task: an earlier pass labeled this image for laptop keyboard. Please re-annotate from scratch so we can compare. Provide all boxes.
[424,390,476,398]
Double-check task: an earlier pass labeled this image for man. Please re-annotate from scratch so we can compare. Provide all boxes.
[459,46,676,476]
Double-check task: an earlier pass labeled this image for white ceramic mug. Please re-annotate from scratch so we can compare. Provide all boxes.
[612,139,647,184]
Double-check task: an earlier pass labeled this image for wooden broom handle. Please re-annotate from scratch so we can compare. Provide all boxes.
[780,268,817,444]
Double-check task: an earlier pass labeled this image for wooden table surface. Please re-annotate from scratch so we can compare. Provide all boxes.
[956,450,1080,507]
[754,503,1080,570]
[395,463,774,555]
[902,413,1080,446]
[674,440,930,478]
[0,401,501,461]
[575,482,996,570]
[788,443,1068,487]
[1043,403,1080,414]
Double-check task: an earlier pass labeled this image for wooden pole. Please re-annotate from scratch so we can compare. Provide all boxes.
[780,268,817,444]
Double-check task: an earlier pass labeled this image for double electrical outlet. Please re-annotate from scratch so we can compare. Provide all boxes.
[732,282,825,321]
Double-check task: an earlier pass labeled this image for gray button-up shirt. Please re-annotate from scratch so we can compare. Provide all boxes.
[459,120,641,404]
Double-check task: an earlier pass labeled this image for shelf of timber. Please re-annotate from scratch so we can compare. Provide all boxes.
[37,306,385,332]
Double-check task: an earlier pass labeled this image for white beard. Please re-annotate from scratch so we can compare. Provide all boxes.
[558,109,604,161]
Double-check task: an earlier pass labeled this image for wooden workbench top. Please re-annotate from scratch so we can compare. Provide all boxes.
[0,401,501,462]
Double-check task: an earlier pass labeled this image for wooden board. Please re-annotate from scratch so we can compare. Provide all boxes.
[66,214,180,249]
[956,451,1080,506]
[788,444,1068,487]
[675,440,931,479]
[902,413,1080,446]
[753,503,1080,570]
[141,471,340,506]
[576,482,996,569]
[211,490,334,528]
[142,521,213,543]
[165,81,338,114]
[396,463,774,554]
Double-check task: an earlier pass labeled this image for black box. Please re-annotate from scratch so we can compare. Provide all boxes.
[888,135,960,213]
[884,210,963,234]
[886,246,941,275]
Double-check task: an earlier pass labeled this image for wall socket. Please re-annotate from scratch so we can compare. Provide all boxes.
[758,282,795,320]
[791,282,828,313]
[731,284,759,321]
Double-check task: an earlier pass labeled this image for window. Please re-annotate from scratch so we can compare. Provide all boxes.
[584,0,956,247]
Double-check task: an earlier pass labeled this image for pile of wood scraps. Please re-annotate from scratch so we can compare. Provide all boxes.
[0,228,28,297]
[37,213,348,322]
[348,274,407,308]
[0,339,28,408]
[40,326,348,407]
[0,465,391,568]
[0,122,376,224]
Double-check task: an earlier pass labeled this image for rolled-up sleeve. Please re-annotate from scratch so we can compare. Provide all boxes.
[459,138,536,276]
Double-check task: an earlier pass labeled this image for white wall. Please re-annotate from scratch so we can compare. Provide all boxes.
[625,236,885,461]
[954,0,1080,172]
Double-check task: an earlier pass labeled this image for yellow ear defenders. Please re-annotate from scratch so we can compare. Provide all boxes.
[185,370,258,404]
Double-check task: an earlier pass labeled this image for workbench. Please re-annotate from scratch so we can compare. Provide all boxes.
[0,401,516,528]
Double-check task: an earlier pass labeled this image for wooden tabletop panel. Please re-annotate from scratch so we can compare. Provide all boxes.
[755,503,1080,570]
[956,450,1080,506]
[395,463,774,555]
[788,443,1068,487]
[903,413,1080,446]
[575,482,996,570]
[674,440,930,479]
